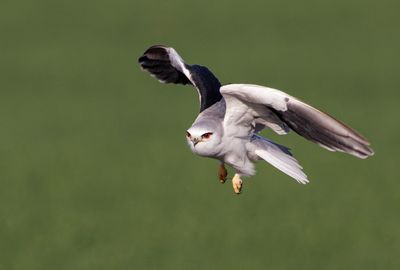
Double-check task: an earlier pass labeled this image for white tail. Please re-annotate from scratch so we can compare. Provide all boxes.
[251,136,309,184]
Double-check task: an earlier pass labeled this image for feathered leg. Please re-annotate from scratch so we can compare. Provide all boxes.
[218,163,228,183]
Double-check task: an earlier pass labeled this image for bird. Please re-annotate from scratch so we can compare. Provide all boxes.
[138,45,374,194]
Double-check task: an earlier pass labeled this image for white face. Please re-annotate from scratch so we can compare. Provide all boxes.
[185,126,221,157]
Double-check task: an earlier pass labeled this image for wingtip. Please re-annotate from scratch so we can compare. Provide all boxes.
[353,142,375,159]
[357,148,375,159]
[139,45,171,63]
[143,44,169,54]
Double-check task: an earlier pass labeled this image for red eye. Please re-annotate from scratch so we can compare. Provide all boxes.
[201,132,213,139]
[186,131,191,138]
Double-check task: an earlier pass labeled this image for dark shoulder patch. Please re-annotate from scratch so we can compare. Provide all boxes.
[188,65,222,112]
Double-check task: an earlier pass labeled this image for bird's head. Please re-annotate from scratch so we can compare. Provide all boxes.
[185,124,221,157]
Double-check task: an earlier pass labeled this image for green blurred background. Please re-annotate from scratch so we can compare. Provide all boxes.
[1,0,399,269]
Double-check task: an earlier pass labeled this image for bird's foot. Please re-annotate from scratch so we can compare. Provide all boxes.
[232,174,243,194]
[218,163,228,183]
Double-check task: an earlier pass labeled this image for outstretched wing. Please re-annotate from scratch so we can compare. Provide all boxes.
[138,45,222,112]
[220,84,374,159]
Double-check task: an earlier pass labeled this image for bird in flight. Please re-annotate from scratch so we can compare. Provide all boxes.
[138,45,374,194]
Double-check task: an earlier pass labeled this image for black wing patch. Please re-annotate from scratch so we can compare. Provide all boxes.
[139,45,223,112]
[138,45,192,85]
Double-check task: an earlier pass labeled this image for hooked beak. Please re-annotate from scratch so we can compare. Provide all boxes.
[192,137,200,146]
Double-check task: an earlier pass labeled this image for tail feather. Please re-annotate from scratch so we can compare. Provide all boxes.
[250,135,309,184]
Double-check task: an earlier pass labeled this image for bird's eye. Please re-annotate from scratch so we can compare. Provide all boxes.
[186,131,191,138]
[201,132,213,139]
